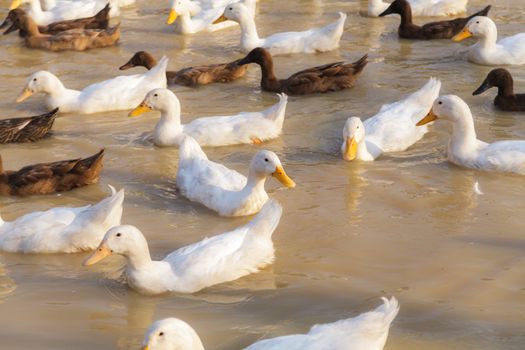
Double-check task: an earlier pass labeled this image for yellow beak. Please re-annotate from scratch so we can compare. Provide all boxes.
[452,28,472,42]
[83,244,112,266]
[129,102,152,117]
[9,0,21,10]
[272,165,296,188]
[16,88,33,103]
[343,137,357,161]
[141,346,149,350]
[416,110,438,126]
[213,14,228,24]
[167,9,178,24]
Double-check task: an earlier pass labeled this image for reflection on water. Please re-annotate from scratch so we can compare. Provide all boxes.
[0,262,16,303]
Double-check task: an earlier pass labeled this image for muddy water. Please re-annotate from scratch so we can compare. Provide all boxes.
[1,0,524,349]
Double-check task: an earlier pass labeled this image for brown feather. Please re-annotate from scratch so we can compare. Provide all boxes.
[0,108,58,143]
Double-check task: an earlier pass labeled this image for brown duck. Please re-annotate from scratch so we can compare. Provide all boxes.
[236,47,368,95]
[379,0,491,40]
[0,108,58,143]
[13,11,119,51]
[0,149,104,196]
[119,51,247,87]
[473,68,525,112]
[0,5,110,37]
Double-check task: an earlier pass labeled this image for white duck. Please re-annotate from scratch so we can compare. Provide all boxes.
[216,2,346,55]
[176,136,295,217]
[129,89,288,147]
[15,57,168,114]
[368,0,468,17]
[342,78,441,161]
[0,186,124,254]
[9,0,119,26]
[83,200,283,295]
[141,297,399,350]
[417,95,525,175]
[452,16,525,66]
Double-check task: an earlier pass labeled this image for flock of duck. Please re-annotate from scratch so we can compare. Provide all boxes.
[0,0,524,349]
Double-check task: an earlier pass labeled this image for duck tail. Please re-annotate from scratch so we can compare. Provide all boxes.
[95,3,111,23]
[246,199,283,240]
[352,54,368,75]
[411,78,441,106]
[264,93,288,126]
[178,135,208,161]
[376,296,400,327]
[147,55,169,86]
[469,5,491,20]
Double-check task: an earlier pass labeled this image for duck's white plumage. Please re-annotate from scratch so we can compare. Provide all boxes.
[168,0,236,33]
[454,16,525,66]
[0,186,124,253]
[368,0,467,17]
[222,3,345,55]
[176,136,295,216]
[342,78,441,161]
[17,57,168,114]
[141,297,399,350]
[418,95,525,175]
[131,89,287,147]
[84,200,283,295]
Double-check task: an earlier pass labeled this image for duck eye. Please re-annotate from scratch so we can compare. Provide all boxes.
[116,233,121,237]
[33,78,37,82]
[438,101,442,105]
[476,21,479,24]
[229,7,232,10]
[154,93,158,97]
[159,332,164,336]
[264,158,269,162]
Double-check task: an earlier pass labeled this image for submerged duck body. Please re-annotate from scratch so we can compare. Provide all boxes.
[473,68,525,111]
[83,200,283,295]
[379,0,490,40]
[0,149,105,196]
[368,0,468,17]
[238,47,367,95]
[0,108,58,143]
[119,51,247,87]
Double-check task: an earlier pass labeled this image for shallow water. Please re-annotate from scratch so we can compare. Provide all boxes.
[1,0,525,349]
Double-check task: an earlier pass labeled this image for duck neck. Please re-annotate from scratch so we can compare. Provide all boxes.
[449,112,479,154]
[257,58,280,91]
[243,169,268,196]
[356,139,376,161]
[19,15,41,37]
[238,11,261,50]
[155,98,183,136]
[141,54,157,70]
[177,10,193,33]
[398,5,414,28]
[126,245,153,271]
[42,74,71,99]
[478,26,498,50]
[496,75,515,97]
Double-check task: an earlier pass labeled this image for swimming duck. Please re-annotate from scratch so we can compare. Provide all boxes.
[473,68,525,111]
[0,149,105,196]
[119,51,247,87]
[12,12,120,51]
[342,78,441,161]
[417,95,525,175]
[167,0,238,33]
[1,5,110,37]
[379,0,490,40]
[452,16,525,65]
[129,89,287,147]
[83,200,283,295]
[176,136,295,216]
[215,3,346,55]
[0,185,123,253]
[237,47,368,95]
[9,0,118,26]
[16,57,168,114]
[368,0,468,17]
[141,297,399,350]
[0,108,58,143]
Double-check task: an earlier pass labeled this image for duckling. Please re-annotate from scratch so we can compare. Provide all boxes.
[13,12,120,51]
[473,68,525,111]
[83,200,283,295]
[119,51,247,87]
[0,5,110,37]
[215,2,346,55]
[452,16,525,65]
[0,108,58,143]
[0,149,104,196]
[379,0,490,40]
[237,47,368,95]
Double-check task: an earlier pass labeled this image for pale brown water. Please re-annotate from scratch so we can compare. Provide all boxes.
[1,0,525,349]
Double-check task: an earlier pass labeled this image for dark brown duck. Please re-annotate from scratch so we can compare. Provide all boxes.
[0,149,105,196]
[379,0,491,40]
[119,51,247,87]
[0,108,58,143]
[1,5,110,37]
[236,47,368,95]
[473,68,525,112]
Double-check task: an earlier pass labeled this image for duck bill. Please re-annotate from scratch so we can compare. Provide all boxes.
[15,88,33,103]
[83,244,112,266]
[213,14,228,24]
[141,346,149,350]
[0,16,12,29]
[416,110,438,126]
[343,137,357,161]
[167,9,177,24]
[272,166,296,188]
[452,28,472,42]
[3,22,18,35]
[119,59,135,70]
[472,79,491,95]
[129,102,152,117]
[9,0,21,10]
[378,7,393,17]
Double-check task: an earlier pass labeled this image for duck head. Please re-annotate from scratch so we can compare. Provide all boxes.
[167,0,191,24]
[417,95,469,125]
[250,150,295,188]
[16,71,58,103]
[129,88,179,117]
[141,318,205,350]
[237,47,272,66]
[453,16,496,42]
[214,2,247,24]
[473,68,513,95]
[120,51,156,71]
[378,0,409,17]
[0,9,20,30]
[341,117,365,161]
